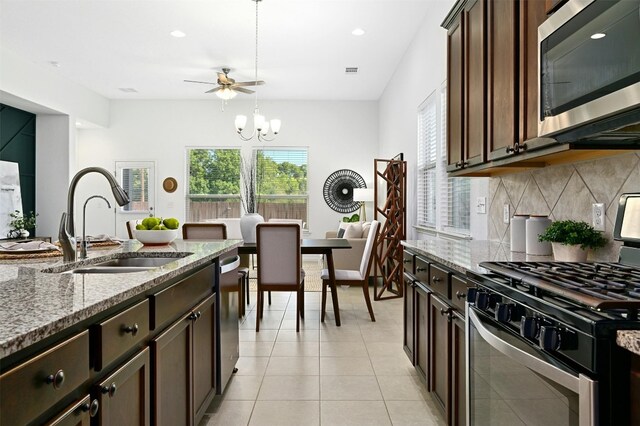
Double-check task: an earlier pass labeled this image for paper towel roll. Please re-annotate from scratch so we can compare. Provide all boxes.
[510,215,529,252]
[526,216,552,255]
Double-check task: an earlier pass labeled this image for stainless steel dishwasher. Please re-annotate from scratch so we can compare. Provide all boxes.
[216,251,240,394]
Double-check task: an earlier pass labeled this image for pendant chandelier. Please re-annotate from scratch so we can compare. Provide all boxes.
[235,0,281,142]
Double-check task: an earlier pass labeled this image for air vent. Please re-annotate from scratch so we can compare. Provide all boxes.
[118,88,138,93]
[345,67,358,74]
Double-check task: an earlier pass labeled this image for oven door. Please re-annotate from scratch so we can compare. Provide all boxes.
[466,306,597,426]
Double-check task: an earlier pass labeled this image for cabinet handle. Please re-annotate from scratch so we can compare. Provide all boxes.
[456,291,467,300]
[122,323,139,336]
[455,161,469,168]
[403,258,412,264]
[440,308,450,316]
[45,369,65,389]
[101,382,117,397]
[432,276,441,283]
[506,142,527,154]
[416,267,427,272]
[82,399,100,417]
[188,311,202,321]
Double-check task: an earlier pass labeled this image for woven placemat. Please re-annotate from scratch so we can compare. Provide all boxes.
[54,240,122,249]
[0,250,62,260]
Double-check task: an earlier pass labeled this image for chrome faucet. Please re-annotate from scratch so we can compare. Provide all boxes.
[59,167,130,262]
[79,195,112,259]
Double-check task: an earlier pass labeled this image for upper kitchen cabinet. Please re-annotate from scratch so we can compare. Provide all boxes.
[443,0,639,176]
[446,0,486,172]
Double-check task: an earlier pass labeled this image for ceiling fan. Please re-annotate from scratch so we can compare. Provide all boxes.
[184,68,265,99]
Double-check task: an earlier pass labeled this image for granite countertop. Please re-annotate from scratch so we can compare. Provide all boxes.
[617,331,640,356]
[0,239,241,358]
[401,238,554,275]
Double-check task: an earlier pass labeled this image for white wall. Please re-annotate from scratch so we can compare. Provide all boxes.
[378,0,488,240]
[76,99,378,239]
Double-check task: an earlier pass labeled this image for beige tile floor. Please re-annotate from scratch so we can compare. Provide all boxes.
[199,286,446,426]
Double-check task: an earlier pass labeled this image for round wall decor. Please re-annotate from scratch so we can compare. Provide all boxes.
[162,177,178,193]
[323,169,366,213]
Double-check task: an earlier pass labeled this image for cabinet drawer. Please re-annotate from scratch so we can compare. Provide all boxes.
[45,395,92,426]
[0,331,90,426]
[151,265,213,330]
[93,299,149,371]
[414,256,430,283]
[403,251,414,274]
[427,263,450,299]
[451,275,472,312]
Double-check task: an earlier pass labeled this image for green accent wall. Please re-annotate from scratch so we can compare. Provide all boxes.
[0,103,37,224]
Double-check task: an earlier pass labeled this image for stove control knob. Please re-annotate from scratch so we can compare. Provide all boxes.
[466,288,478,304]
[475,292,490,310]
[495,303,515,323]
[520,317,540,340]
[539,326,562,351]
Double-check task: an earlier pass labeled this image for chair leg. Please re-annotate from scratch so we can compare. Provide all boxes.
[256,290,261,332]
[300,280,305,319]
[245,274,250,305]
[259,290,264,319]
[296,289,300,332]
[321,279,327,322]
[268,291,272,305]
[362,280,376,322]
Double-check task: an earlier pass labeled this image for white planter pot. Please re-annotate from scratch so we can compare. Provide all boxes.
[19,229,29,238]
[240,213,264,244]
[552,242,588,262]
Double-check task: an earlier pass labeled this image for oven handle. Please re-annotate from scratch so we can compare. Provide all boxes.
[468,307,595,393]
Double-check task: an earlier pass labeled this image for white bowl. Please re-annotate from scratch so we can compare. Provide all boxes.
[133,229,178,246]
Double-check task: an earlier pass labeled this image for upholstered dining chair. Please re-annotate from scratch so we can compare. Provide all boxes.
[321,220,380,322]
[256,223,305,332]
[181,222,249,317]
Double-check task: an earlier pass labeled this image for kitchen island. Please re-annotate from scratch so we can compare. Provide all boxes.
[0,239,241,425]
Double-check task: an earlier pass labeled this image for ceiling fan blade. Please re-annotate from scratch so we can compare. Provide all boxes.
[233,80,266,87]
[205,87,223,94]
[184,79,216,85]
[233,87,255,94]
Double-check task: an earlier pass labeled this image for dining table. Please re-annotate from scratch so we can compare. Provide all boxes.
[238,238,351,326]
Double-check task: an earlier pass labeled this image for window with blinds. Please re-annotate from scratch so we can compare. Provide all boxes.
[416,81,470,236]
[185,148,241,221]
[417,92,438,228]
[255,148,308,224]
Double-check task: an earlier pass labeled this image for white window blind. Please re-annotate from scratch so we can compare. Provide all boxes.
[415,81,470,236]
[417,92,438,228]
[255,148,308,224]
[116,161,155,213]
[438,82,470,234]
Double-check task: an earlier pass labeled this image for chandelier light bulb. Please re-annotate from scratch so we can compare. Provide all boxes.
[270,119,281,134]
[235,115,248,131]
[254,113,266,131]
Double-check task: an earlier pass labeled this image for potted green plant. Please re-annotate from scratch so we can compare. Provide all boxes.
[8,210,38,239]
[538,219,607,261]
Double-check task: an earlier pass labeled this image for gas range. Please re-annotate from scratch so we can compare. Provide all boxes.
[465,193,640,426]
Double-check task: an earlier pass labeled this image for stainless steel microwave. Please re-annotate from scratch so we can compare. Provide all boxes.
[538,0,640,138]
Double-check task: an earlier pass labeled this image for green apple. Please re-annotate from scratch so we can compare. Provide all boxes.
[135,224,146,230]
[163,218,179,230]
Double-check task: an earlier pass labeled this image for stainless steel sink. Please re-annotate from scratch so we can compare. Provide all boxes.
[43,253,190,274]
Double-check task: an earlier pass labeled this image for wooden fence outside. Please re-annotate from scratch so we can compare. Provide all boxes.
[187,201,307,223]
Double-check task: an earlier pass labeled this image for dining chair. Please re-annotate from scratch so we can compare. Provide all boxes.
[321,220,380,322]
[125,220,138,239]
[181,222,249,317]
[256,223,305,332]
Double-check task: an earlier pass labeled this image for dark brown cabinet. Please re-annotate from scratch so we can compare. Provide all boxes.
[429,293,451,421]
[94,348,150,426]
[403,273,416,363]
[152,293,215,426]
[403,248,468,426]
[447,14,465,171]
[415,285,430,382]
[45,396,94,426]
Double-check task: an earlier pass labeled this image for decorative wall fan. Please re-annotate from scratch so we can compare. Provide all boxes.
[323,169,366,213]
[184,68,265,99]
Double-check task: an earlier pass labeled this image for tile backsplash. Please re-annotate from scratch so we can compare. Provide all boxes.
[488,152,640,261]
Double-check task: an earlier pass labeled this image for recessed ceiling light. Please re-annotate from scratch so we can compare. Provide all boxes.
[170,30,186,38]
[591,33,606,39]
[345,67,358,74]
[49,61,60,67]
[352,28,365,36]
